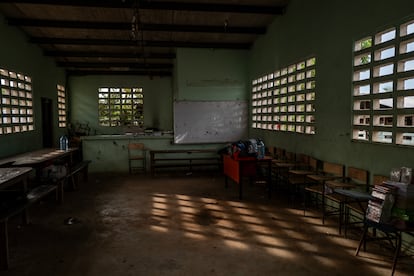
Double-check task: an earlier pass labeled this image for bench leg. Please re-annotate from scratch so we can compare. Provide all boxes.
[56,179,64,204]
[0,220,9,270]
[71,174,77,190]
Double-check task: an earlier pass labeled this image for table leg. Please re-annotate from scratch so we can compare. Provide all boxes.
[391,232,402,276]
[0,220,9,270]
[355,223,368,256]
[239,169,243,200]
[239,180,243,200]
[22,178,29,224]
[339,202,344,234]
[267,161,272,199]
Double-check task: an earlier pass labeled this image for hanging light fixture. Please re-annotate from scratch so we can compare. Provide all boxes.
[131,1,140,41]
[130,0,148,73]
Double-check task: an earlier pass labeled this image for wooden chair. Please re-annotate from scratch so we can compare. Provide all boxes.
[271,151,296,189]
[266,146,275,157]
[273,147,286,162]
[293,153,311,169]
[128,143,147,173]
[286,156,319,202]
[324,167,369,235]
[372,174,389,186]
[304,161,345,224]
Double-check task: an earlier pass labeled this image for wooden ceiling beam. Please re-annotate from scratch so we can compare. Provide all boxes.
[30,37,251,49]
[67,69,173,77]
[57,61,173,69]
[1,0,286,15]
[7,18,266,34]
[44,50,176,59]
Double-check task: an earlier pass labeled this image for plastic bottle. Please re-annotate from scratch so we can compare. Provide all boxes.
[65,136,69,150]
[59,135,68,151]
[249,139,258,155]
[257,139,265,159]
[260,140,265,158]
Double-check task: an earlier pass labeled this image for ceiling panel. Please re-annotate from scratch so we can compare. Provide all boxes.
[0,0,289,76]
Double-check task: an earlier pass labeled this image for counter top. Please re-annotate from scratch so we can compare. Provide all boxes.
[81,134,173,140]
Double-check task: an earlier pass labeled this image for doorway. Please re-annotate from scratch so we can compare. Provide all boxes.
[41,97,53,148]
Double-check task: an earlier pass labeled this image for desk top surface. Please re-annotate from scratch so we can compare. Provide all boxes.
[326,180,357,189]
[289,169,317,175]
[0,148,78,167]
[151,149,218,154]
[307,174,342,182]
[334,188,372,200]
[0,167,33,186]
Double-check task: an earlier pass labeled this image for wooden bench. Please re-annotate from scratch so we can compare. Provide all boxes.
[67,160,91,189]
[0,184,57,270]
[150,150,220,176]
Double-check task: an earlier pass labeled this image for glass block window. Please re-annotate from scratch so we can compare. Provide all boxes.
[57,84,66,128]
[0,68,34,135]
[98,87,143,127]
[251,57,316,135]
[352,19,414,146]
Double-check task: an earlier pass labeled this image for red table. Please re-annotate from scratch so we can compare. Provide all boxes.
[223,154,272,199]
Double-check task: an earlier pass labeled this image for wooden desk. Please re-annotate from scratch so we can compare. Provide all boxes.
[223,155,272,199]
[0,167,32,190]
[0,148,80,203]
[8,148,78,174]
[0,167,33,270]
[332,188,372,235]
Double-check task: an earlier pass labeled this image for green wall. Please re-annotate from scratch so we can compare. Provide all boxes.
[249,0,414,177]
[0,15,66,158]
[175,48,249,101]
[68,48,249,136]
[68,75,174,134]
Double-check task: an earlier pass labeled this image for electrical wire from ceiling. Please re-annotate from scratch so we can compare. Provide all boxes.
[131,0,148,74]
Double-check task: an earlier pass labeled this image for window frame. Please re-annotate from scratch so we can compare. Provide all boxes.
[251,57,316,135]
[57,84,66,128]
[98,87,144,127]
[352,19,414,146]
[0,68,34,135]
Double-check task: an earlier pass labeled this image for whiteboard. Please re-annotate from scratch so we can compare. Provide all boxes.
[174,101,248,144]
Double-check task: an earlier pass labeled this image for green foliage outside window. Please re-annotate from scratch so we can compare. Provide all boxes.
[98,87,144,127]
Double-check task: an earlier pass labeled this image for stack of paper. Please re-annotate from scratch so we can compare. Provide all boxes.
[366,183,398,223]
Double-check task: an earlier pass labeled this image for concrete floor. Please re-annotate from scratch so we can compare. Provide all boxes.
[3,171,414,276]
